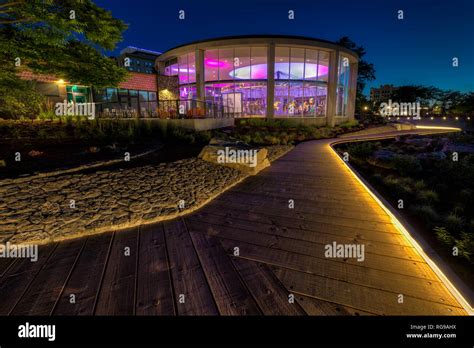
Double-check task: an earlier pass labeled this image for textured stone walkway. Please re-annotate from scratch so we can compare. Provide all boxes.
[0,146,292,244]
[0,127,467,315]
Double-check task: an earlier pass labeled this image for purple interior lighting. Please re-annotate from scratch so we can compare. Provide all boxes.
[230,62,328,79]
[205,59,226,68]
[172,67,196,73]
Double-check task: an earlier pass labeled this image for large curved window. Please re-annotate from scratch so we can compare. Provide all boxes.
[161,44,340,119]
[203,46,268,116]
[274,47,328,117]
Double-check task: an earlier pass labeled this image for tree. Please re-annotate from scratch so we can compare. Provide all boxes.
[391,85,441,104]
[336,36,376,113]
[452,92,474,116]
[438,90,465,115]
[0,0,128,118]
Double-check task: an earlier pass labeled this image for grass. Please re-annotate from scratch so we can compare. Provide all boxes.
[225,119,363,146]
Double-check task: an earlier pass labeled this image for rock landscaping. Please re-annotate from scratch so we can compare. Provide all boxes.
[0,145,292,244]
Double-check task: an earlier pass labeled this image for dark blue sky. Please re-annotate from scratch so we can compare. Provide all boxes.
[95,0,474,94]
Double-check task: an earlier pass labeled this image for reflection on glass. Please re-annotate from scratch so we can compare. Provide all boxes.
[204,49,219,81]
[289,48,305,80]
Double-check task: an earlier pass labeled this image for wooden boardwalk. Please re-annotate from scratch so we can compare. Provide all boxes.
[0,130,467,315]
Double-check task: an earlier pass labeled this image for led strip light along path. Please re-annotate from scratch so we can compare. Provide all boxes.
[0,125,471,316]
[330,125,473,315]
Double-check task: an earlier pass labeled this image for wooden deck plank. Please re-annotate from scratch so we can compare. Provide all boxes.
[215,237,459,307]
[187,211,420,261]
[136,224,175,316]
[273,266,465,315]
[0,129,466,316]
[163,219,218,315]
[229,185,382,213]
[295,293,376,316]
[11,239,85,316]
[230,257,306,315]
[188,219,440,284]
[0,244,57,315]
[188,228,261,315]
[216,190,392,223]
[53,233,114,315]
[210,198,396,233]
[0,258,17,278]
[195,204,410,247]
[94,228,139,315]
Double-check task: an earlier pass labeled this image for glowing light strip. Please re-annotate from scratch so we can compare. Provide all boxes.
[415,125,462,131]
[329,129,473,315]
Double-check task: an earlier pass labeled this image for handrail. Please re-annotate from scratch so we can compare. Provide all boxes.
[96,99,237,119]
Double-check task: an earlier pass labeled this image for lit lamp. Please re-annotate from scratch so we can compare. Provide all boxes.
[56,79,65,84]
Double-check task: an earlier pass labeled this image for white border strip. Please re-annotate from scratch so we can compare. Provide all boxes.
[329,127,473,315]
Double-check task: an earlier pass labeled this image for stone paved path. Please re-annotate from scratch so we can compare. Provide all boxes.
[0,146,292,244]
[0,127,468,315]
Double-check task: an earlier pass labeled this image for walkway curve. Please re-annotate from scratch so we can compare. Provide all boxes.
[0,126,469,315]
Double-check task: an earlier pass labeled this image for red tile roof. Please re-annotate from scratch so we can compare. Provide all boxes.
[18,70,158,92]
[119,72,157,91]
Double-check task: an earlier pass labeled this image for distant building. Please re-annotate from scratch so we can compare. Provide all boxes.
[370,84,398,105]
[118,46,162,74]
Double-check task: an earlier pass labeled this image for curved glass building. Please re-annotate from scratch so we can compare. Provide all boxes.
[156,35,358,125]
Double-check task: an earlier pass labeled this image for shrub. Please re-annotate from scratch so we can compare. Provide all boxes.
[195,131,212,144]
[382,175,417,198]
[454,232,474,262]
[445,213,464,235]
[434,226,455,246]
[347,142,377,158]
[339,120,359,129]
[413,180,426,191]
[416,190,439,204]
[0,81,46,119]
[409,204,440,225]
[392,154,422,176]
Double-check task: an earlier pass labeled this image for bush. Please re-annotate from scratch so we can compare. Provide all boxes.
[445,213,464,235]
[339,120,359,129]
[455,232,474,262]
[0,80,46,119]
[392,154,422,176]
[434,226,455,246]
[383,175,414,197]
[346,141,378,158]
[409,204,440,225]
[416,190,439,204]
